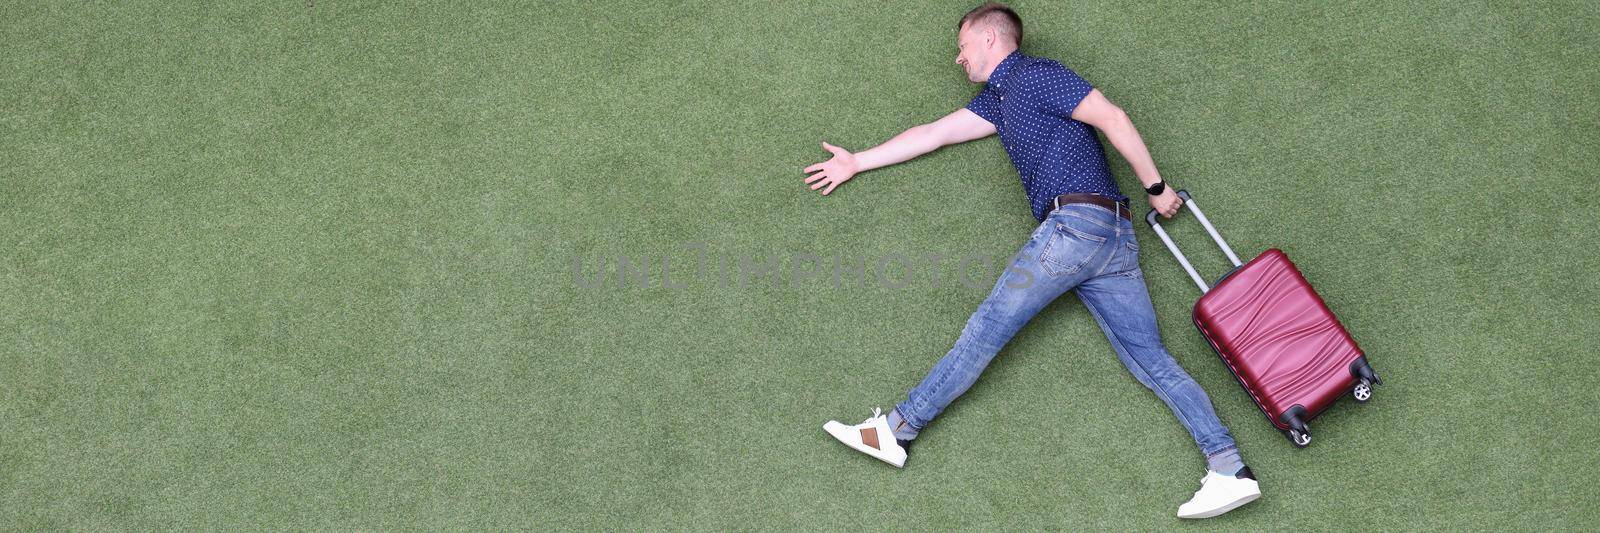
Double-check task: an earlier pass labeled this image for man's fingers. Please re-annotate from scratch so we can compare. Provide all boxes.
[804,163,822,173]
[822,181,840,195]
[810,178,829,190]
[804,171,826,184]
[822,141,845,155]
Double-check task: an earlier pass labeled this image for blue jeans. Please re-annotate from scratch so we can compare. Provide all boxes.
[896,202,1237,457]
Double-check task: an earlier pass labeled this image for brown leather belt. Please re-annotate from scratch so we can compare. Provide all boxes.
[1052,193,1132,220]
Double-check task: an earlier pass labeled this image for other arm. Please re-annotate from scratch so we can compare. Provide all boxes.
[803,108,996,195]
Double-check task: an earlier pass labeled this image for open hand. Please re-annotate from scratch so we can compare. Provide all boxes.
[802,142,858,196]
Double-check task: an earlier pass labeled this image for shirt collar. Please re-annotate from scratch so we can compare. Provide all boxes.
[985,50,1026,95]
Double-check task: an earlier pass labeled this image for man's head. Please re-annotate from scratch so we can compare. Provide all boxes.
[955,2,1023,83]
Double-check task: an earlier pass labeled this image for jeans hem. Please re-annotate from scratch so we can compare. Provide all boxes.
[892,405,925,431]
[1203,444,1239,459]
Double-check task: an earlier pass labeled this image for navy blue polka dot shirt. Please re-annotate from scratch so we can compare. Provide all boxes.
[966,50,1127,221]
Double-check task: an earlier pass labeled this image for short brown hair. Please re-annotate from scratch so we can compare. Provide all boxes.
[958,2,1023,46]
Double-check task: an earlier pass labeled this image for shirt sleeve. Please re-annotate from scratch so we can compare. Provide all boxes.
[1027,62,1095,119]
[964,88,1002,126]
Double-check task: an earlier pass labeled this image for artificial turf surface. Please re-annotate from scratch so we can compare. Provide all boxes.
[3,1,1597,529]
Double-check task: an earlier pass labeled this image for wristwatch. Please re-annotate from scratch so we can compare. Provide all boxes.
[1144,180,1167,196]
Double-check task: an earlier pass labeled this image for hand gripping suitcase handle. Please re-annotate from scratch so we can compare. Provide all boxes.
[1143,190,1244,293]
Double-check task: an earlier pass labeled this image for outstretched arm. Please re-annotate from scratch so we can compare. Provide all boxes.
[803,108,996,196]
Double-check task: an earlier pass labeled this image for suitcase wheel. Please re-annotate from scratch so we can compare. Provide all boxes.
[1280,407,1312,448]
[1349,357,1381,403]
[1286,428,1311,448]
[1353,378,1374,402]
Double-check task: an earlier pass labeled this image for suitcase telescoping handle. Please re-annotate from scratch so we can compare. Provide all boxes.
[1144,190,1244,293]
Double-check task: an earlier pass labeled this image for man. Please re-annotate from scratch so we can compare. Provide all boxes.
[807,3,1261,519]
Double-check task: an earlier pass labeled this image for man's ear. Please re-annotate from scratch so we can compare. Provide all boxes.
[982,26,996,48]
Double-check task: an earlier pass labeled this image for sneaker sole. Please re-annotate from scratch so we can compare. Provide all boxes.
[1178,492,1260,519]
[823,424,906,468]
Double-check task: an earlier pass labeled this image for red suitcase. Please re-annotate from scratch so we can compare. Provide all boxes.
[1145,191,1380,448]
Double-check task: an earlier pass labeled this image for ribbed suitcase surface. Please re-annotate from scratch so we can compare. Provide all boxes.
[1193,249,1364,429]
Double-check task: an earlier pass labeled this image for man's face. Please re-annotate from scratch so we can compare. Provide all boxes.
[955,23,987,83]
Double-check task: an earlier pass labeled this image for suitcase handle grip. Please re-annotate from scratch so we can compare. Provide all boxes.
[1143,190,1243,293]
[1141,189,1194,227]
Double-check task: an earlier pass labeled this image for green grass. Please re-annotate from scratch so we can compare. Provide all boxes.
[3,1,1597,529]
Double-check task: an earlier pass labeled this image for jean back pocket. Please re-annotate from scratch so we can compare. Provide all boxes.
[1039,218,1108,277]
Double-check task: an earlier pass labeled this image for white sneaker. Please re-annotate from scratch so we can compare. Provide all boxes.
[823,407,911,468]
[1177,468,1261,519]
